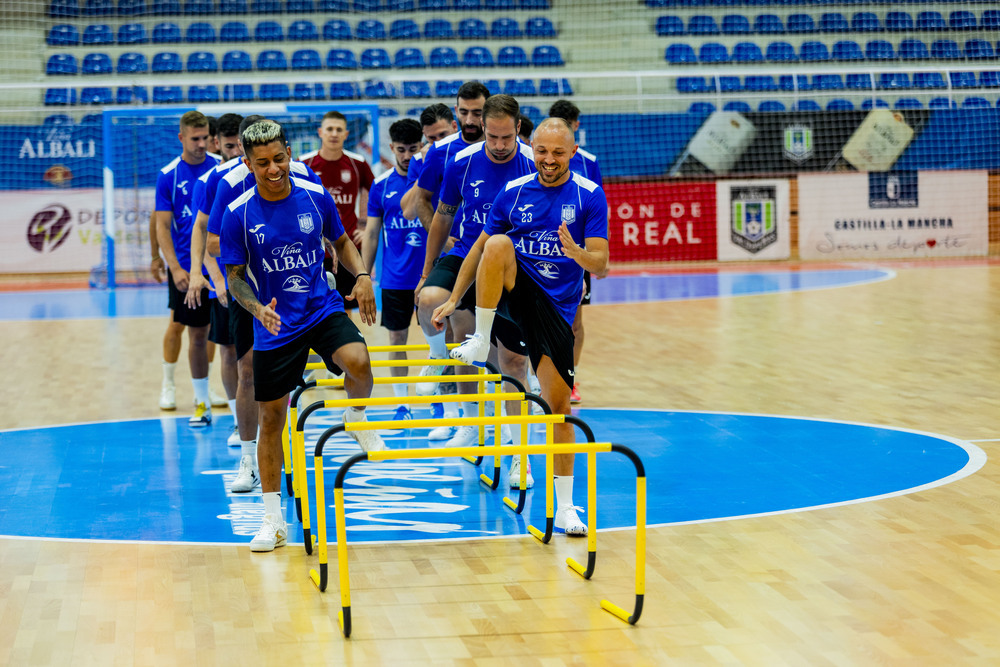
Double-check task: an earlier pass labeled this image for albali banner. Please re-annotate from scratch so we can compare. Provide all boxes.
[798,171,988,259]
[0,188,154,273]
[715,180,791,261]
[605,181,717,262]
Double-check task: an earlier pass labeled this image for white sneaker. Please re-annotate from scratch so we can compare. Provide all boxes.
[415,357,448,396]
[227,425,240,447]
[450,333,490,366]
[250,514,287,552]
[446,425,479,448]
[209,389,227,408]
[555,505,587,536]
[231,455,260,493]
[189,403,212,427]
[343,410,386,453]
[508,457,534,489]
[159,384,176,410]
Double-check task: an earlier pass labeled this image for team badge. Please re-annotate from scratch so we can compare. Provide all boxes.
[341,169,352,182]
[535,261,559,279]
[560,204,576,224]
[405,231,423,247]
[297,212,314,234]
[783,124,813,164]
[730,185,777,254]
[281,275,309,293]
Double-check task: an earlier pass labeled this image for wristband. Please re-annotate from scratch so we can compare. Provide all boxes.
[356,272,370,278]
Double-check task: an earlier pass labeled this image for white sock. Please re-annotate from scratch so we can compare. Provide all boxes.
[426,330,448,359]
[463,401,479,420]
[192,376,210,407]
[554,475,575,509]
[475,306,496,339]
[443,401,460,418]
[228,399,237,414]
[241,439,256,459]
[344,406,365,422]
[263,491,281,518]
[392,383,408,398]
[162,361,176,386]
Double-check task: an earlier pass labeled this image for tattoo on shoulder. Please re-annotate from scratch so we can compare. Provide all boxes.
[438,203,458,217]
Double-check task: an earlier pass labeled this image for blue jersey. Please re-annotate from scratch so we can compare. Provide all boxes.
[417,133,475,232]
[367,168,425,290]
[195,156,243,217]
[570,148,603,188]
[155,154,220,271]
[208,160,320,237]
[219,177,347,351]
[440,142,535,260]
[485,172,608,326]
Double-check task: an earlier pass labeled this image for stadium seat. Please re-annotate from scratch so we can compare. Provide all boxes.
[255,21,283,41]
[983,10,1000,31]
[484,0,514,8]
[878,73,910,90]
[792,100,821,112]
[287,20,318,41]
[80,86,113,104]
[47,24,80,46]
[117,52,148,72]
[152,22,181,43]
[851,12,881,33]
[149,0,180,13]
[405,106,424,116]
[950,11,976,31]
[786,14,815,34]
[665,44,697,64]
[183,0,213,14]
[394,47,426,68]
[981,71,1000,88]
[525,17,555,38]
[779,74,810,91]
[520,105,544,124]
[353,0,380,10]
[115,85,146,103]
[424,19,453,39]
[291,48,322,69]
[43,114,75,126]
[82,53,113,75]
[928,97,956,110]
[846,73,873,90]
[723,101,751,113]
[503,79,536,96]
[688,101,715,115]
[699,42,729,63]
[251,0,283,12]
[532,44,563,66]
[356,19,386,41]
[188,84,220,102]
[293,82,325,100]
[540,77,572,96]
[812,74,844,90]
[721,15,750,35]
[49,0,80,17]
[463,46,494,67]
[219,0,247,11]
[519,0,548,8]
[82,24,114,45]
[458,18,487,39]
[259,83,290,100]
[965,39,995,61]
[326,48,357,69]
[832,41,864,62]
[419,0,449,9]
[222,49,252,71]
[885,12,913,33]
[185,22,216,42]
[913,72,946,89]
[152,85,183,103]
[361,48,391,69]
[753,14,783,34]
[717,75,741,92]
[390,19,420,39]
[916,11,948,32]
[386,0,415,7]
[860,99,889,110]
[286,0,314,9]
[429,46,458,68]
[819,13,849,33]
[483,79,500,97]
[47,54,79,75]
[744,75,777,92]
[950,71,979,89]
[329,82,359,99]
[492,18,521,38]
[45,88,77,105]
[319,0,349,8]
[435,80,462,97]
[931,40,962,60]
[225,84,254,101]
[799,41,830,62]
[765,41,797,62]
[454,0,481,8]
[256,50,288,70]
[403,80,431,98]
[323,19,351,41]
[186,51,218,72]
[656,16,684,37]
[364,81,398,99]
[84,0,114,15]
[865,40,895,61]
[898,39,929,61]
[688,15,719,35]
[117,23,148,44]
[962,96,991,109]
[732,42,763,63]
[498,45,529,67]
[677,76,709,93]
[758,100,785,112]
[826,99,854,111]
[894,98,922,110]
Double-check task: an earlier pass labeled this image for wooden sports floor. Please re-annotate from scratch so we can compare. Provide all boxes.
[2,260,1000,665]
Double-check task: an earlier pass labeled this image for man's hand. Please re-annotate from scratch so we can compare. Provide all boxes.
[150,257,167,284]
[345,275,377,326]
[557,222,583,261]
[431,299,457,331]
[351,228,366,246]
[214,284,228,308]
[184,272,208,308]
[413,275,426,305]
[170,266,190,292]
[256,297,281,335]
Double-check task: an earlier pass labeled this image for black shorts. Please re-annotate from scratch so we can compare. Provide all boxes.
[325,253,359,311]
[498,266,576,391]
[209,298,233,345]
[490,313,527,356]
[581,271,592,306]
[424,254,476,312]
[252,312,366,402]
[228,299,254,360]
[381,288,416,332]
[167,270,210,328]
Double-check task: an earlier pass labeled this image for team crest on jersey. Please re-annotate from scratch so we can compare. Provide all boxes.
[535,261,559,279]
[297,213,314,234]
[282,275,310,293]
[341,169,352,182]
[405,231,423,247]
[561,205,576,224]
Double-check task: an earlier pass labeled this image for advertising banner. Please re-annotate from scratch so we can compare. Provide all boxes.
[715,180,791,261]
[605,181,717,262]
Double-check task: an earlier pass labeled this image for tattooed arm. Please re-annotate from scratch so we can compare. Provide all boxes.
[227,263,281,335]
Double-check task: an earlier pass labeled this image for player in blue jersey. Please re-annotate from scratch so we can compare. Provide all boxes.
[549,100,605,406]
[154,111,221,426]
[432,118,610,536]
[220,120,385,553]
[360,119,425,419]
[404,103,459,228]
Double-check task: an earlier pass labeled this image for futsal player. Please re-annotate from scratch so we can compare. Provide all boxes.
[518,114,534,144]
[221,120,385,553]
[432,118,610,535]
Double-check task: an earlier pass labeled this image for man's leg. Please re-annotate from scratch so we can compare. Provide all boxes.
[160,319,185,410]
[331,341,386,453]
[450,235,518,366]
[444,308,482,447]
[571,307,584,403]
[230,348,261,494]
[187,324,212,425]
[250,396,288,552]
[388,328,411,418]
[416,284,453,394]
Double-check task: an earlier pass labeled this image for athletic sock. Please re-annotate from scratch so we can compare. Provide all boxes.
[554,475,575,509]
[228,399,237,414]
[192,376,210,407]
[263,491,281,518]
[475,306,496,340]
[426,330,448,359]
[463,401,480,420]
[392,383,408,398]
[162,361,177,386]
[241,439,256,460]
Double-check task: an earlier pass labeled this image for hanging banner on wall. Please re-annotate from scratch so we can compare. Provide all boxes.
[715,180,791,261]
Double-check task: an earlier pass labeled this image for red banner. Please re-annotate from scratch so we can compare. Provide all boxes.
[605,182,717,262]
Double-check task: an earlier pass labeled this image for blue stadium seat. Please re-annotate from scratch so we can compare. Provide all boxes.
[117,52,148,72]
[860,99,889,110]
[732,42,763,63]
[222,49,252,70]
[259,83,291,101]
[390,19,420,39]
[865,40,895,61]
[255,21,284,41]
[721,15,749,35]
[913,72,946,89]
[319,0,348,8]
[394,47,426,68]
[183,0,213,14]
[758,100,785,112]
[962,96,991,109]
[916,11,947,32]
[47,24,80,46]
[981,71,1000,88]
[405,106,424,116]
[832,41,864,62]
[812,74,844,90]
[424,19,453,39]
[688,102,715,115]
[532,44,563,66]
[928,97,956,110]
[878,73,910,90]
[386,0,413,7]
[225,84,254,101]
[329,82,359,99]
[779,74,810,91]
[152,22,181,43]
[699,42,729,63]
[286,0,313,9]
[84,0,114,15]
[665,44,697,64]
[521,105,544,124]
[45,88,77,105]
[656,15,684,36]
[50,0,80,17]
[356,19,386,41]
[753,14,783,35]
[354,0,380,10]
[185,22,216,42]
[150,0,180,13]
[965,39,995,61]
[525,16,555,38]
[519,0,548,8]
[219,0,247,10]
[931,40,962,60]
[188,84,220,102]
[688,15,719,35]
[326,48,357,69]
[786,14,815,34]
[950,71,978,89]
[723,101,751,113]
[46,54,79,75]
[287,20,318,41]
[885,12,913,32]
[458,18,487,39]
[323,20,351,40]
[851,12,881,33]
[484,0,514,8]
[792,100,821,112]
[463,46,494,67]
[949,11,976,31]
[826,99,854,111]
[454,0,481,8]
[115,85,145,103]
[898,39,928,61]
[765,41,797,62]
[713,76,738,93]
[117,23,148,44]
[744,75,777,92]
[186,51,218,72]
[540,77,572,95]
[894,98,922,110]
[82,24,114,45]
[291,48,322,69]
[419,0,449,9]
[152,85,183,103]
[251,0,283,12]
[481,79,499,96]
[82,52,113,74]
[492,18,521,38]
[403,80,431,98]
[358,48,390,69]
[80,86,113,104]
[498,45,529,67]
[429,46,458,67]
[435,80,461,97]
[256,50,288,70]
[677,76,711,93]
[503,79,537,96]
[293,82,326,100]
[846,73,873,90]
[799,41,830,62]
[983,10,1000,31]
[364,80,398,99]
[819,13,849,34]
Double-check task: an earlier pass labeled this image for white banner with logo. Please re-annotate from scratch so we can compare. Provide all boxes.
[0,188,154,274]
[715,180,791,261]
[798,171,988,260]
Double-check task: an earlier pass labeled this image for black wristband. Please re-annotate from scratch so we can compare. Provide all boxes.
[356,272,370,278]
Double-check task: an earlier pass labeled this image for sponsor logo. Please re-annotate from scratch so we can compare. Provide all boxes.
[783,124,813,164]
[281,275,310,293]
[868,172,918,209]
[250,224,265,234]
[43,164,73,187]
[517,204,534,213]
[405,231,423,247]
[298,212,314,234]
[470,180,485,188]
[561,204,576,224]
[730,185,777,254]
[387,190,398,198]
[176,180,189,195]
[535,260,559,279]
[26,204,73,253]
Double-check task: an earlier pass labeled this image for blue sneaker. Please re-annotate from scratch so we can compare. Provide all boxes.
[430,402,444,419]
[393,405,413,421]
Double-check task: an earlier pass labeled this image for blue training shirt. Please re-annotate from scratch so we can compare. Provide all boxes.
[485,172,609,326]
[195,156,243,217]
[367,168,425,291]
[219,177,347,351]
[569,147,603,188]
[155,154,220,271]
[208,160,321,237]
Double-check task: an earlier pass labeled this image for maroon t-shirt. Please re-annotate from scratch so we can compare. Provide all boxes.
[299,149,375,247]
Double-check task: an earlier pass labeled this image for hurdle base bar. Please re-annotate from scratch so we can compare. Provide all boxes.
[339,607,352,638]
[527,517,553,544]
[479,462,500,490]
[502,486,527,514]
[303,527,313,556]
[567,551,596,580]
[309,564,328,592]
[601,594,644,625]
